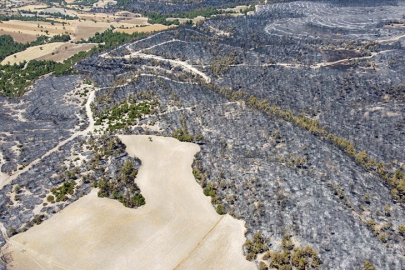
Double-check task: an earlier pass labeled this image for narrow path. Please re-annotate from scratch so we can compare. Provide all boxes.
[224,50,391,70]
[106,52,211,83]
[377,34,405,43]
[0,152,8,186]
[101,39,212,84]
[0,90,96,189]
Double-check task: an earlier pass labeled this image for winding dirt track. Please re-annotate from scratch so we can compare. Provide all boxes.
[2,135,255,270]
[0,90,95,190]
[1,34,253,269]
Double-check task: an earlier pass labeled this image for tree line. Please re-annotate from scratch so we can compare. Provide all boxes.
[0,34,70,62]
[0,30,151,97]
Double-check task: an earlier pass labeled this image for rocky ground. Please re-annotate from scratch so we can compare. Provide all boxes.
[1,0,405,269]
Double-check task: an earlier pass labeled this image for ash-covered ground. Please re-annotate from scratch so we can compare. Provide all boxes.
[1,0,405,269]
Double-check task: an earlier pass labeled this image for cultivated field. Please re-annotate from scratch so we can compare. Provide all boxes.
[114,24,171,34]
[13,4,48,11]
[0,29,37,43]
[36,42,97,62]
[72,20,168,40]
[0,42,96,64]
[0,20,75,37]
[2,135,254,270]
[0,10,166,43]
[1,42,64,65]
[92,0,117,8]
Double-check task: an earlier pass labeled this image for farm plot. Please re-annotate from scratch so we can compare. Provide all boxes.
[13,4,48,12]
[0,29,37,43]
[2,135,254,270]
[72,20,161,40]
[1,42,64,65]
[92,0,117,8]
[0,20,75,37]
[114,24,171,34]
[36,42,97,62]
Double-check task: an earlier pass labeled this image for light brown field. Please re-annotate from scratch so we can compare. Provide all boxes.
[92,0,116,8]
[36,42,96,62]
[115,11,142,17]
[0,9,170,43]
[73,25,109,40]
[192,15,205,23]
[166,16,205,24]
[114,24,170,34]
[0,20,75,37]
[72,19,161,40]
[40,7,76,17]
[1,135,255,270]
[119,17,149,24]
[222,5,249,12]
[167,17,190,24]
[0,29,37,42]
[13,4,48,11]
[75,12,148,23]
[1,42,64,65]
[76,12,121,22]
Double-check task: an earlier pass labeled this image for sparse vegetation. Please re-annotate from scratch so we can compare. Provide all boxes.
[85,136,146,208]
[0,34,69,62]
[398,225,405,237]
[0,29,152,97]
[207,84,405,203]
[363,260,375,270]
[50,181,76,202]
[245,231,269,260]
[95,100,156,131]
[262,235,321,269]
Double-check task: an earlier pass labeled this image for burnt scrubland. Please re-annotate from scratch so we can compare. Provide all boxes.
[1,0,405,269]
[104,0,253,14]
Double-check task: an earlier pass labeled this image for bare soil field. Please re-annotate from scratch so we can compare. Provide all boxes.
[72,20,164,40]
[1,135,254,270]
[41,7,76,17]
[176,214,252,270]
[114,24,171,34]
[0,20,75,37]
[222,5,249,12]
[92,0,117,8]
[0,29,37,42]
[0,9,173,43]
[76,12,121,22]
[73,25,108,40]
[119,17,149,25]
[36,43,96,62]
[1,42,64,65]
[13,4,48,12]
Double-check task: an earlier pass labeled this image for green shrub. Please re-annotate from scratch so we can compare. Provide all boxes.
[47,195,55,203]
[399,225,405,236]
[363,260,375,270]
[216,204,226,215]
